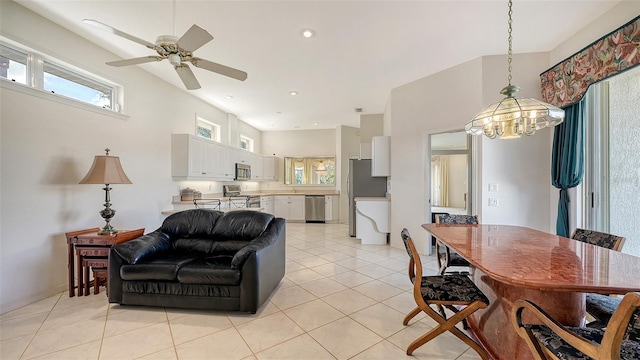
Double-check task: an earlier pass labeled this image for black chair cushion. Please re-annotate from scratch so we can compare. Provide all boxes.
[120,254,197,281]
[586,293,621,324]
[527,324,640,360]
[446,252,470,266]
[177,255,240,285]
[420,275,489,304]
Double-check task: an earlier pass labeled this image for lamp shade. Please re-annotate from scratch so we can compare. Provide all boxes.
[79,155,132,184]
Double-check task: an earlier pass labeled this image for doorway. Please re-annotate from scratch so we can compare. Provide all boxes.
[429,131,472,216]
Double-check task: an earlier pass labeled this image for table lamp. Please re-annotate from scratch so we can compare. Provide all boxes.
[79,148,132,235]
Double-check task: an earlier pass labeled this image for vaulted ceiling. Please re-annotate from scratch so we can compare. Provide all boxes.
[15,0,622,131]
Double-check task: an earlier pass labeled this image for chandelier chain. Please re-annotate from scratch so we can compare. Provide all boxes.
[507,0,513,86]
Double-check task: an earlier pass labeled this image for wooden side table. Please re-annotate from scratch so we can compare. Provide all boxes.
[65,228,144,297]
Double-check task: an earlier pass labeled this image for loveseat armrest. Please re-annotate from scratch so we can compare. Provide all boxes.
[108,229,171,304]
[238,218,286,313]
[112,230,171,265]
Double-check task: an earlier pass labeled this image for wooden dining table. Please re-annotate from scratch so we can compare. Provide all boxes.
[422,223,640,360]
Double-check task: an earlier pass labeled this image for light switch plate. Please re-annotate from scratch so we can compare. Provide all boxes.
[488,183,499,192]
[488,198,499,207]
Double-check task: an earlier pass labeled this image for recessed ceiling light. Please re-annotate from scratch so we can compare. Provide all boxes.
[301,29,316,38]
[290,91,299,96]
[225,95,234,100]
[314,122,319,126]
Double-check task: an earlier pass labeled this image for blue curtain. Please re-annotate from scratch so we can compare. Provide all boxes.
[551,101,584,237]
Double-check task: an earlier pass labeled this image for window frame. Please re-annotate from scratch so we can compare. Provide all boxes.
[240,135,254,152]
[0,39,122,113]
[195,115,221,142]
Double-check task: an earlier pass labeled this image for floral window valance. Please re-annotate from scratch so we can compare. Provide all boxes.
[541,15,640,108]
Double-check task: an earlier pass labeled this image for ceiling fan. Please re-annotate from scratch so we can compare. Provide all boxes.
[83,19,248,90]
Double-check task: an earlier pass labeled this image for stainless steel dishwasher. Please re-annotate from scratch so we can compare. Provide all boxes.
[305,195,325,223]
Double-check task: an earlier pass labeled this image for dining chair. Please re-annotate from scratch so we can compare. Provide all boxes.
[434,214,478,275]
[512,292,640,360]
[571,228,627,329]
[400,228,490,358]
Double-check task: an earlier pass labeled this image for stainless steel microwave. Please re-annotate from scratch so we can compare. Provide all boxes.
[235,163,251,181]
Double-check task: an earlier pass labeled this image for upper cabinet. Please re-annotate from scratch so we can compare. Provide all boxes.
[171,134,278,182]
[371,136,390,177]
[263,156,278,181]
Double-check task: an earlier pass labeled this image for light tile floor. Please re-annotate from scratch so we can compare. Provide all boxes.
[0,223,483,360]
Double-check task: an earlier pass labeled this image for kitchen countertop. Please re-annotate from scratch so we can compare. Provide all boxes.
[172,192,340,205]
[354,197,390,201]
[161,207,265,216]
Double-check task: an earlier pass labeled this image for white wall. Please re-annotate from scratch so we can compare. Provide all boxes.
[388,52,554,253]
[478,53,553,230]
[608,68,640,256]
[388,58,484,254]
[0,1,253,313]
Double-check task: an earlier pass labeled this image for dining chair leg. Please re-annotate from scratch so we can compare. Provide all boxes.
[403,306,421,325]
[407,302,489,360]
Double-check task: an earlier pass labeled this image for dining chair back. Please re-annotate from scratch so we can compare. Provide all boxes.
[513,292,640,360]
[400,228,489,359]
[571,228,627,328]
[434,214,478,275]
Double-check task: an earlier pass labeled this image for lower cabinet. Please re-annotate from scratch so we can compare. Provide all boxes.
[324,195,340,223]
[274,196,305,221]
[260,196,274,214]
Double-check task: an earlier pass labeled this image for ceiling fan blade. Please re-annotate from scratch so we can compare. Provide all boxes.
[175,64,201,90]
[106,56,164,67]
[191,58,248,81]
[176,25,214,52]
[83,19,157,50]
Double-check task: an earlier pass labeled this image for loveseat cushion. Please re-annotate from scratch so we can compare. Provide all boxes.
[120,254,197,281]
[177,255,240,285]
[211,210,275,241]
[172,238,248,255]
[161,209,224,238]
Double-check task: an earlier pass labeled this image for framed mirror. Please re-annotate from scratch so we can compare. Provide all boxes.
[284,156,336,185]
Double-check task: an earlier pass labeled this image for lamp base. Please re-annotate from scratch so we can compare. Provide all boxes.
[97,225,118,235]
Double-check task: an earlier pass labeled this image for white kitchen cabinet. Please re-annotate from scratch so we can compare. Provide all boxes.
[250,153,263,181]
[371,136,390,177]
[274,195,305,221]
[172,134,217,179]
[213,141,234,180]
[324,195,339,223]
[260,196,274,214]
[262,156,278,181]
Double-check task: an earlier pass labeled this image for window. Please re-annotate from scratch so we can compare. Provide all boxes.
[240,135,254,152]
[0,41,120,111]
[196,116,220,142]
[43,61,112,108]
[284,157,336,185]
[0,44,27,84]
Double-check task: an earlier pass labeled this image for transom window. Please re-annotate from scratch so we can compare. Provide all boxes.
[240,135,254,152]
[196,116,221,142]
[0,42,120,111]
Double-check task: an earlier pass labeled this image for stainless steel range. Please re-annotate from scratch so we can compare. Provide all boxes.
[223,185,261,208]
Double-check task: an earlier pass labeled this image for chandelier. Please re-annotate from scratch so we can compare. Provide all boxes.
[465,0,564,139]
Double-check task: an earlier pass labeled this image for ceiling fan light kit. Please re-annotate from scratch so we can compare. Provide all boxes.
[83,19,247,90]
[465,0,564,140]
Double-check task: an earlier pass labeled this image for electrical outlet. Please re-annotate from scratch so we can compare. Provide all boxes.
[488,183,499,192]
[488,198,499,207]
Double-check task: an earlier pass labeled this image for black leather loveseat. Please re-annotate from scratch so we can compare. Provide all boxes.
[108,209,285,313]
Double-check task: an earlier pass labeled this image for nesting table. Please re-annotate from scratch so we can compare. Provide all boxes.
[65,227,144,296]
